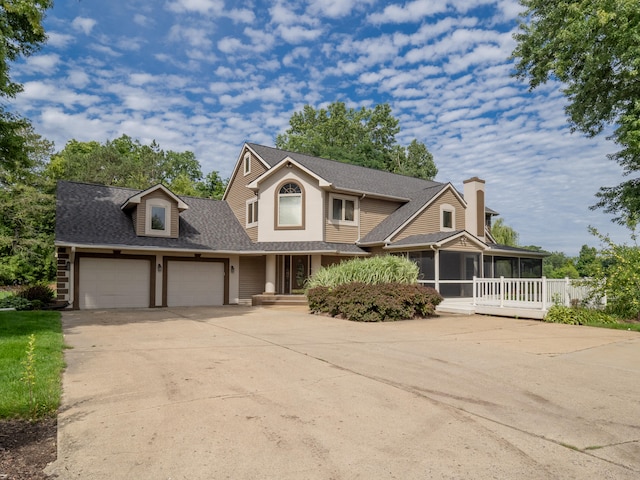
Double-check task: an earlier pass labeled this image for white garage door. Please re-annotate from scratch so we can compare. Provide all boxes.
[79,257,151,309]
[167,261,225,307]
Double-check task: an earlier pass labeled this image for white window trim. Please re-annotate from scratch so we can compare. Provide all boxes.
[440,203,455,232]
[145,198,172,236]
[328,193,358,226]
[243,153,251,176]
[246,197,258,228]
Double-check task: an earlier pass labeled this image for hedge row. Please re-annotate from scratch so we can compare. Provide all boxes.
[544,305,619,325]
[307,282,443,322]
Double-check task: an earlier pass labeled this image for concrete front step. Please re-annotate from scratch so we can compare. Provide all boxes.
[252,294,309,306]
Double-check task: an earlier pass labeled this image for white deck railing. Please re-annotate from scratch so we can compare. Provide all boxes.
[472,277,601,311]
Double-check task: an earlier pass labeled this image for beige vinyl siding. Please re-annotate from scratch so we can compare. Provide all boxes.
[137,190,180,238]
[360,197,402,238]
[239,256,266,299]
[392,190,465,242]
[321,255,343,267]
[246,226,258,242]
[226,151,267,233]
[440,237,484,252]
[366,246,387,256]
[325,223,358,242]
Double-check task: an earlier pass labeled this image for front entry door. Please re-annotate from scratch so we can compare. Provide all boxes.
[280,255,310,294]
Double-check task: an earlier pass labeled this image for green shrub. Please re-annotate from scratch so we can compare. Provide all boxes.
[18,284,55,305]
[0,295,33,310]
[306,256,419,290]
[544,305,619,325]
[308,282,442,322]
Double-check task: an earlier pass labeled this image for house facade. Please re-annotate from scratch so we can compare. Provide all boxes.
[55,143,545,309]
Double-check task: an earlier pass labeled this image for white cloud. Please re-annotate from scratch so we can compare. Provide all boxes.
[66,70,90,89]
[46,32,74,49]
[19,81,100,108]
[21,54,60,74]
[278,25,323,44]
[307,0,371,19]
[133,14,150,27]
[368,0,449,24]
[71,17,97,35]
[169,25,213,49]
[166,0,255,23]
[165,0,224,15]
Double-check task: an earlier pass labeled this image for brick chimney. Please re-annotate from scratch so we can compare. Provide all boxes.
[463,177,485,241]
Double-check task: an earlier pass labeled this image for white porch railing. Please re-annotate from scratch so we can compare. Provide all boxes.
[472,277,601,312]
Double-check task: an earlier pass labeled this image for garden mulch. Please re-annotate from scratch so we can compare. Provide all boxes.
[0,418,56,480]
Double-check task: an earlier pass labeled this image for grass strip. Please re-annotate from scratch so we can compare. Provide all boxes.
[586,321,640,332]
[0,311,64,419]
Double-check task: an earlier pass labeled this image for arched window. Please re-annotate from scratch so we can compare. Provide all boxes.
[277,182,304,228]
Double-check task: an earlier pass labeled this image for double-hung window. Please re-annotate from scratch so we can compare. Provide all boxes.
[330,194,357,225]
[246,198,258,227]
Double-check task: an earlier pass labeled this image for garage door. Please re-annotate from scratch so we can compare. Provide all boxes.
[166,261,225,307]
[79,257,151,309]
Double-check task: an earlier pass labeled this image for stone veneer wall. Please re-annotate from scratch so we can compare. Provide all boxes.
[56,247,70,304]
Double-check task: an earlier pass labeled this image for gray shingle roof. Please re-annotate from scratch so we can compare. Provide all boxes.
[56,181,255,251]
[359,184,448,244]
[56,181,370,255]
[247,143,442,200]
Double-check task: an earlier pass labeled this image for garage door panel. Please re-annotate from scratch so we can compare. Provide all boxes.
[79,258,151,309]
[167,261,225,307]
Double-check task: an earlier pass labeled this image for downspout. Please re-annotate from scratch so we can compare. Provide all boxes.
[357,193,366,242]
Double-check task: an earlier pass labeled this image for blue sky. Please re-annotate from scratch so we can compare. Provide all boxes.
[12,0,632,255]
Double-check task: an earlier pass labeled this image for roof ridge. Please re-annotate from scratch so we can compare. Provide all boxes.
[246,142,444,187]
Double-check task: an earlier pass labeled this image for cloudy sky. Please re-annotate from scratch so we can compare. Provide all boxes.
[12,0,632,255]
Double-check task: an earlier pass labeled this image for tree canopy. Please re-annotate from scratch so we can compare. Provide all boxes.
[276,101,438,180]
[490,218,519,246]
[47,135,227,198]
[0,0,52,182]
[512,0,640,227]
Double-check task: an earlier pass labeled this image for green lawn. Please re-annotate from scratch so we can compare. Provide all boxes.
[0,311,64,419]
[589,321,640,332]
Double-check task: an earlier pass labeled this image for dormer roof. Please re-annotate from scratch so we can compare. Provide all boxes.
[121,184,189,212]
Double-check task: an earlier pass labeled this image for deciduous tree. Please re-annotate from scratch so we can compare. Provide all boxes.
[276,101,437,180]
[512,0,640,227]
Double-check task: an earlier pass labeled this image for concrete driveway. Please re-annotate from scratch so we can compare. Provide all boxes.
[46,307,640,479]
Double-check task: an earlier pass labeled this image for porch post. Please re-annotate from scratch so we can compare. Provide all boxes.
[541,276,547,311]
[310,255,322,276]
[265,254,276,294]
[500,276,504,308]
[472,276,477,306]
[434,249,440,293]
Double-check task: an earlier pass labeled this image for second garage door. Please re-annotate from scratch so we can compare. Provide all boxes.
[166,261,225,307]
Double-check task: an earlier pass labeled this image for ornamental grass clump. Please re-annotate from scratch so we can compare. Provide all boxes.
[306,255,419,290]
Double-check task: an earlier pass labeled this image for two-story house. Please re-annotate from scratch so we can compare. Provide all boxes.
[55,143,545,309]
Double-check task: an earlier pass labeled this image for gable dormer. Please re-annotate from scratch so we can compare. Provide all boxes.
[121,184,189,238]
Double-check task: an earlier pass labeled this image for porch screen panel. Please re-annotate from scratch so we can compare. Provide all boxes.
[408,251,435,281]
[495,257,518,277]
[439,251,479,297]
[520,258,542,278]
